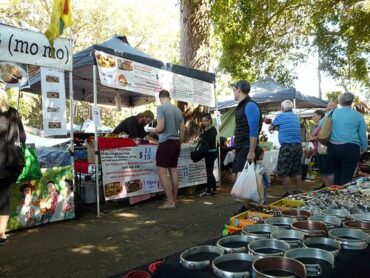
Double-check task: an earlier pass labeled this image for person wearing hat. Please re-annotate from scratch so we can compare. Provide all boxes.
[231,80,263,175]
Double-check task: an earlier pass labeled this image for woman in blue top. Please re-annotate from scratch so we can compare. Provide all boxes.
[327,92,368,185]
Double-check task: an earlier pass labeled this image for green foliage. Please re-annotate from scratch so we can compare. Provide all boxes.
[211,0,310,86]
[311,0,370,90]
[325,91,342,103]
[211,0,370,90]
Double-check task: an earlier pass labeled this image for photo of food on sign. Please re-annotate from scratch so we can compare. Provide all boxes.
[117,59,134,71]
[96,53,116,68]
[46,75,60,83]
[117,74,128,87]
[0,62,28,87]
[125,180,142,193]
[104,182,123,197]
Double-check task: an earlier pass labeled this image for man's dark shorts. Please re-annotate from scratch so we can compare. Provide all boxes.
[232,145,264,173]
[277,143,302,178]
[316,154,333,176]
[156,139,181,168]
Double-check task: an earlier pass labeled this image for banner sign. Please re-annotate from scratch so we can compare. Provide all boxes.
[41,67,67,136]
[0,23,72,71]
[100,144,207,200]
[7,166,75,232]
[95,50,215,107]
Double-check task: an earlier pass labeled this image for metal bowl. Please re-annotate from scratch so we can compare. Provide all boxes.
[350,213,370,222]
[303,237,341,258]
[248,239,290,258]
[216,235,250,253]
[265,217,298,229]
[270,229,306,248]
[252,256,306,278]
[285,248,334,276]
[179,245,224,269]
[242,224,279,238]
[329,228,370,250]
[212,253,255,278]
[343,221,370,234]
[322,209,350,222]
[308,215,341,229]
[291,220,328,237]
[281,209,311,220]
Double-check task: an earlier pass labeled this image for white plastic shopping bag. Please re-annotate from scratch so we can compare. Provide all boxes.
[231,162,259,202]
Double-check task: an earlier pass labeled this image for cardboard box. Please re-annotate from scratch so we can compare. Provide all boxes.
[229,210,273,229]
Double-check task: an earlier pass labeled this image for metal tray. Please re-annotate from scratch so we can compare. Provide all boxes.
[303,237,341,258]
[248,239,290,258]
[212,253,255,278]
[242,224,279,238]
[179,245,224,269]
[329,228,370,250]
[265,217,298,229]
[252,256,306,278]
[270,229,306,248]
[308,215,341,229]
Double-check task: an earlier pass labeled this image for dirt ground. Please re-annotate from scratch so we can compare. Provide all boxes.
[0,178,321,278]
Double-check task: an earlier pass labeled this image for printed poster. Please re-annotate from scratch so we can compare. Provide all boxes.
[40,67,67,136]
[100,144,207,200]
[95,50,215,107]
[7,166,75,232]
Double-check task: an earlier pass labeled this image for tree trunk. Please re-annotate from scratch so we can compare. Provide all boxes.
[179,0,211,142]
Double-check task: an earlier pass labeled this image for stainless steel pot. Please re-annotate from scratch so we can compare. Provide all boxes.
[285,248,334,276]
[242,224,279,238]
[322,209,350,222]
[179,245,224,269]
[291,220,327,237]
[265,217,298,229]
[308,215,341,229]
[212,253,255,278]
[350,213,370,222]
[303,237,341,258]
[329,228,370,250]
[216,235,250,253]
[248,239,290,258]
[344,220,370,234]
[252,256,307,278]
[270,229,306,248]
[281,209,311,220]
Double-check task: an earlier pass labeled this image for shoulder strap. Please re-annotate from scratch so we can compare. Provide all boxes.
[328,109,335,118]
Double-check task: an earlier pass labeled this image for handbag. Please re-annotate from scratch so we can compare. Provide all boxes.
[5,108,25,175]
[318,109,335,146]
[16,144,42,183]
[190,140,209,163]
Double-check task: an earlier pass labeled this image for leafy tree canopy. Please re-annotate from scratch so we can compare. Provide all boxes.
[211,0,370,92]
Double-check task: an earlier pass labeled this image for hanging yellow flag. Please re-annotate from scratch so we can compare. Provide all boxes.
[45,0,72,57]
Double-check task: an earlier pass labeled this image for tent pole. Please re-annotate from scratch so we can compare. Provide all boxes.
[293,98,297,112]
[69,71,75,201]
[214,83,222,188]
[93,65,100,217]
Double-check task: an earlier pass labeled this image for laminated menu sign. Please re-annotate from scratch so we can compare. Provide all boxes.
[95,50,215,107]
[100,144,207,200]
[40,67,67,136]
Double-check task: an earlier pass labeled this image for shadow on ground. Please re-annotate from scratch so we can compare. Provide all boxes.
[0,178,320,277]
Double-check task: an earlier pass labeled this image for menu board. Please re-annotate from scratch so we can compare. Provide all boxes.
[40,67,67,136]
[95,50,215,107]
[100,144,207,200]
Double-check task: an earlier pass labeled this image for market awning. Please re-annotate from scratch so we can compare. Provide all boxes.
[28,35,216,107]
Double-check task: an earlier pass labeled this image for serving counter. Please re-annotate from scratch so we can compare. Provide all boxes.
[94,138,207,201]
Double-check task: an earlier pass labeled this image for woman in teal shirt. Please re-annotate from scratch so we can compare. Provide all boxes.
[327,92,368,185]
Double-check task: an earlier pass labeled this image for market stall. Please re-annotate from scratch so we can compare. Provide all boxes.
[0,23,76,231]
[30,35,217,216]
